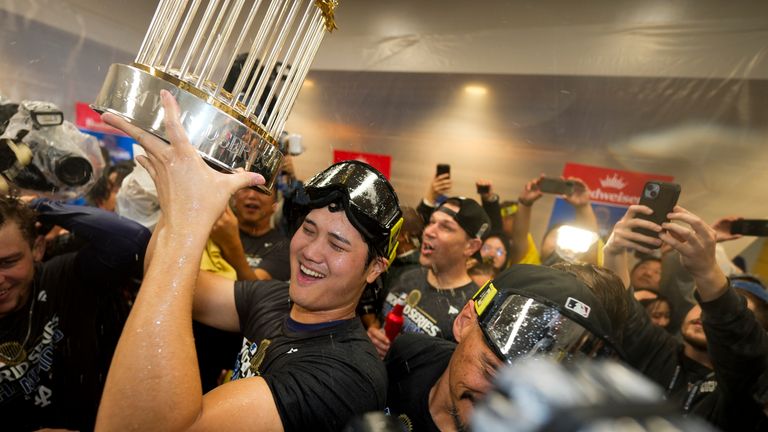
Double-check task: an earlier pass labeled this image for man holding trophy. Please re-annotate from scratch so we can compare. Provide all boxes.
[90,1,407,430]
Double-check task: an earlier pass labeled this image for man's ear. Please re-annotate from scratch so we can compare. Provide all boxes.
[453,300,478,343]
[365,257,388,284]
[32,235,45,262]
[464,237,482,258]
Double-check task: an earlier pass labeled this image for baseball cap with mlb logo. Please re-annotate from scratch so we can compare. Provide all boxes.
[471,264,622,364]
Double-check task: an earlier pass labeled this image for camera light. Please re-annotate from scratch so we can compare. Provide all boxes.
[555,225,599,255]
[464,85,487,96]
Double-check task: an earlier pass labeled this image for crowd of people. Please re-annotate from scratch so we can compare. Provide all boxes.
[1,90,767,431]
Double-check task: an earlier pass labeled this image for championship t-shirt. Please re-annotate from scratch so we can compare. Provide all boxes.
[381,267,477,341]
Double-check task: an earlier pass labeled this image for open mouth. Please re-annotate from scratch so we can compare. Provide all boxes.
[243,203,261,211]
[421,241,435,255]
[299,264,326,279]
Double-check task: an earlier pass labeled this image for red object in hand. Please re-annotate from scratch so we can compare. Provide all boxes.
[384,293,407,341]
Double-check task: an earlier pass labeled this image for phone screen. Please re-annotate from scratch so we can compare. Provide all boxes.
[436,164,450,177]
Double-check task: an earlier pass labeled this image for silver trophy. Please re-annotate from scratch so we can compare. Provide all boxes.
[92,0,338,194]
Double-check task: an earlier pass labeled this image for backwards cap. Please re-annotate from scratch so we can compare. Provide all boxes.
[472,264,620,364]
[436,197,491,240]
[297,160,403,264]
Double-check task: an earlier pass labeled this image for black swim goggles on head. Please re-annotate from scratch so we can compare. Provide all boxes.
[300,160,403,264]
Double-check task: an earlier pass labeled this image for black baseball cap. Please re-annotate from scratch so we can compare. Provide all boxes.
[436,197,491,240]
[471,264,620,364]
[295,160,404,264]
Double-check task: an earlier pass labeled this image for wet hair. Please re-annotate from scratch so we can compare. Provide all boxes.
[551,262,632,343]
[0,195,37,246]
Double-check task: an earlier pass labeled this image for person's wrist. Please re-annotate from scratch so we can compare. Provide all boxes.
[483,193,498,203]
[518,197,534,207]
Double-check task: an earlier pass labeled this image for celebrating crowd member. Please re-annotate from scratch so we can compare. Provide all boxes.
[385,264,629,432]
[0,196,150,431]
[96,90,402,431]
[602,204,768,431]
[210,186,290,282]
[513,175,599,266]
[367,197,490,358]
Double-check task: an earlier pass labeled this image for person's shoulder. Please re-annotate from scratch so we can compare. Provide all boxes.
[390,266,427,286]
[235,279,290,308]
[387,333,455,371]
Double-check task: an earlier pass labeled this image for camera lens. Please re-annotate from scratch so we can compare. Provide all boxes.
[55,156,93,186]
[645,183,660,199]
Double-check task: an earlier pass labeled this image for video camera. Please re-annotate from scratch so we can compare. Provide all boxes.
[0,97,104,199]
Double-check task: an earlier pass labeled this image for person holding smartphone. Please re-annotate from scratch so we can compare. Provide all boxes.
[511,174,599,266]
[602,204,768,431]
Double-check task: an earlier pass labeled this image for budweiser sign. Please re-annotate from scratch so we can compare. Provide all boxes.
[562,163,673,207]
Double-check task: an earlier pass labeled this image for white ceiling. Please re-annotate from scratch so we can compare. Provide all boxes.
[2,0,767,78]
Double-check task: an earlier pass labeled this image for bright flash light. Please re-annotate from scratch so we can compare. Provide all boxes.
[464,85,487,96]
[556,225,599,255]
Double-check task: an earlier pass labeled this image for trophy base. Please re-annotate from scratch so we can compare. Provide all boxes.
[92,63,282,195]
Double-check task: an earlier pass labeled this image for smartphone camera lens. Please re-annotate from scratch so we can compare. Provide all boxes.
[644,183,660,199]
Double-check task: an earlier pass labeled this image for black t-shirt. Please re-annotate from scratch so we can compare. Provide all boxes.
[385,333,455,432]
[381,267,477,341]
[240,228,290,281]
[1,255,130,432]
[622,287,768,431]
[232,280,387,432]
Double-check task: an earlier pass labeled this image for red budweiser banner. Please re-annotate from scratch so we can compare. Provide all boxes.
[563,163,674,206]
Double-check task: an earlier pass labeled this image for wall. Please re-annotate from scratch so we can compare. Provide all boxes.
[2,0,768,261]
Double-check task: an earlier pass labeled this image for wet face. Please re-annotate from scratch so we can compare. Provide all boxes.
[630,260,661,292]
[0,222,41,319]
[447,320,502,430]
[289,207,382,314]
[481,236,507,270]
[420,204,477,271]
[232,187,276,230]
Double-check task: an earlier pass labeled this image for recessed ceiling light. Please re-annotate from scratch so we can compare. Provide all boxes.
[464,85,487,95]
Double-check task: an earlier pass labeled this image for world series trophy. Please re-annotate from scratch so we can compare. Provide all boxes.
[92,0,338,194]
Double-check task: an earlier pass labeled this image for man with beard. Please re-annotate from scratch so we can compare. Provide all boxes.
[602,204,768,431]
[367,197,490,358]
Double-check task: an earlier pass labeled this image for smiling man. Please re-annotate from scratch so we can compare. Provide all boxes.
[0,197,150,431]
[96,91,404,432]
[368,197,490,358]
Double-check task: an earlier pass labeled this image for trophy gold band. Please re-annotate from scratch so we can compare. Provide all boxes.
[92,0,338,194]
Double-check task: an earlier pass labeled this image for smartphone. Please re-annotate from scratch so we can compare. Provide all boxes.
[730,219,768,237]
[538,177,574,195]
[436,164,451,177]
[477,184,490,194]
[632,181,681,249]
